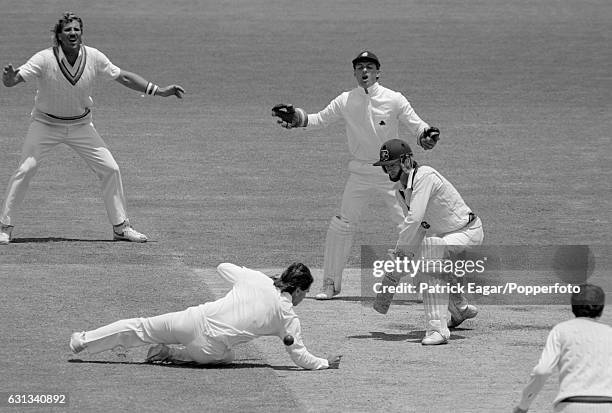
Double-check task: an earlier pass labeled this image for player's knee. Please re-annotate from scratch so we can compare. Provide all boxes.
[106,161,120,174]
[420,237,447,260]
[97,161,121,180]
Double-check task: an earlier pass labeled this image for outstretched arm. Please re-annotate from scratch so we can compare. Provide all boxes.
[114,69,185,98]
[282,315,341,370]
[2,64,24,87]
[514,328,559,412]
[397,95,440,150]
[271,94,345,131]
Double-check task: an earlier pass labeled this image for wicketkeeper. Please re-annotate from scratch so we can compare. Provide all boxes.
[372,139,483,345]
[272,50,441,300]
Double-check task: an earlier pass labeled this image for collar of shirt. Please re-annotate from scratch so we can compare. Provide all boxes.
[395,168,418,193]
[395,180,408,206]
[57,45,84,77]
[356,82,381,96]
[280,291,293,304]
[406,168,418,190]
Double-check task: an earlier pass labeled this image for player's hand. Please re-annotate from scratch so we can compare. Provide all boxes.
[2,64,20,87]
[158,84,185,99]
[327,354,342,369]
[420,136,437,150]
[271,103,307,129]
[418,126,440,150]
[513,407,528,413]
[389,248,414,260]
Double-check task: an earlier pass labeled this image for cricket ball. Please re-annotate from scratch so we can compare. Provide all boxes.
[283,335,294,346]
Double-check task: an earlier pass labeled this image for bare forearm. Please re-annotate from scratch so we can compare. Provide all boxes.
[115,70,149,93]
[517,372,549,411]
[114,69,185,98]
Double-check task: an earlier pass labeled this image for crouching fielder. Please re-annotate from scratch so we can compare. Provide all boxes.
[70,262,342,370]
[372,139,483,345]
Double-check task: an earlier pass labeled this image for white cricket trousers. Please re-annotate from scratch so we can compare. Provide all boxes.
[338,161,405,226]
[420,217,484,338]
[82,306,235,364]
[1,120,127,226]
[323,160,406,290]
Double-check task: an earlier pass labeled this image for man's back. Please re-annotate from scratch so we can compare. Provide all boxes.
[202,264,290,346]
[552,317,612,403]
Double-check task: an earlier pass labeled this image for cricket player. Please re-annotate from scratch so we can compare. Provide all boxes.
[0,12,185,244]
[514,284,612,413]
[373,139,483,345]
[70,262,342,370]
[271,51,441,300]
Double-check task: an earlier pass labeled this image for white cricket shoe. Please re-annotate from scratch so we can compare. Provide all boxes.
[448,304,478,328]
[0,224,13,245]
[421,331,448,346]
[69,332,86,354]
[315,282,339,300]
[113,220,148,243]
[146,344,171,363]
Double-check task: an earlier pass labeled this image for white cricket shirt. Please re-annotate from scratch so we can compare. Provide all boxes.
[518,317,612,409]
[200,263,329,370]
[18,45,120,122]
[395,166,474,248]
[307,82,429,163]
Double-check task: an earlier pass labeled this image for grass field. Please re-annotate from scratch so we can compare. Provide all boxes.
[1,1,611,412]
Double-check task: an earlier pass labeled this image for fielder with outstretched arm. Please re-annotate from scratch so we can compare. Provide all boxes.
[70,262,342,370]
[0,11,184,244]
[272,50,440,300]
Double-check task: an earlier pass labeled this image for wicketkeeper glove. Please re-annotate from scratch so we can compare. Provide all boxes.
[271,103,308,129]
[418,126,440,149]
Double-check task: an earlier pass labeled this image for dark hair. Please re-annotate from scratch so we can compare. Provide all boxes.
[273,263,313,294]
[571,283,605,318]
[52,12,83,46]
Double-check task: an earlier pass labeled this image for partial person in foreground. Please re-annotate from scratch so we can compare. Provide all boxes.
[372,139,483,345]
[513,283,612,413]
[70,262,342,370]
[0,11,185,244]
[271,50,440,300]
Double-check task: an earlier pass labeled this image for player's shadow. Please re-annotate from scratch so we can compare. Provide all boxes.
[348,331,467,343]
[11,237,114,243]
[68,358,297,371]
[306,296,422,305]
[11,237,158,243]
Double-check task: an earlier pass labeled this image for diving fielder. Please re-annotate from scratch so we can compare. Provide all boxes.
[272,51,441,299]
[373,139,482,345]
[70,262,342,370]
[0,12,185,244]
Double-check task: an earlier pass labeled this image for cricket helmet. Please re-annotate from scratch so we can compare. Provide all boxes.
[373,139,413,166]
